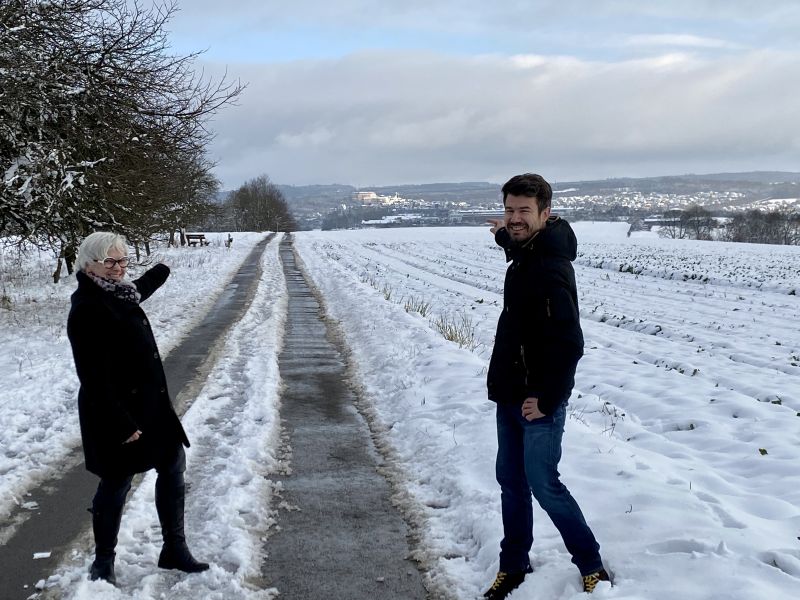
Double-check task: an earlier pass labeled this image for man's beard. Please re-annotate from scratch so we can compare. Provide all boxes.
[508,225,542,247]
[508,225,533,246]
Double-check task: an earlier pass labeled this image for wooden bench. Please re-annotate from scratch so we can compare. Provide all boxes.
[185,233,209,247]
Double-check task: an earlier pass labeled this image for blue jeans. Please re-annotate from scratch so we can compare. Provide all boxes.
[495,402,602,575]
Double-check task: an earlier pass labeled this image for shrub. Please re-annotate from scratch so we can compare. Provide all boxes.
[431,311,477,350]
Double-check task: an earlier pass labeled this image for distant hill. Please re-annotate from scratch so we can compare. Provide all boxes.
[550,171,800,198]
[668,171,800,183]
[219,172,800,228]
[270,171,800,205]
[277,183,356,210]
[367,181,500,204]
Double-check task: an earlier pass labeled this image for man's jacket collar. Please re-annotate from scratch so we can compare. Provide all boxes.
[496,216,576,263]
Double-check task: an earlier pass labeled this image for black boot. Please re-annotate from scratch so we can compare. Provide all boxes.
[155,481,209,573]
[88,505,124,585]
[89,555,116,585]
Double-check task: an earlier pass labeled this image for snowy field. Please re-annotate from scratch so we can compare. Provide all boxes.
[2,224,799,599]
[293,224,800,600]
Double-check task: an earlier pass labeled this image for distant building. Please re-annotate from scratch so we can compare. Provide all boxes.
[353,191,379,203]
[454,208,504,225]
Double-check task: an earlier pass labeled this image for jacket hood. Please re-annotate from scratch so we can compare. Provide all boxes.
[532,216,577,261]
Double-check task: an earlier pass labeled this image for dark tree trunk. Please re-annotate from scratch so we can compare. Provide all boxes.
[53,258,63,284]
[64,244,76,275]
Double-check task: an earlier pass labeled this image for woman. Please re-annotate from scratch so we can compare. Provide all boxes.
[67,232,208,584]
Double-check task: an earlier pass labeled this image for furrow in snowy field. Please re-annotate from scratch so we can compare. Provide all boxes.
[294,226,800,600]
[299,234,800,410]
[312,228,800,440]
[46,235,287,600]
[0,233,269,530]
[360,233,800,352]
[351,234,800,357]
[576,240,800,295]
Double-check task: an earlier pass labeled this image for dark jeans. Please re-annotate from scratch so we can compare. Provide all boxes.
[92,444,186,549]
[495,402,602,575]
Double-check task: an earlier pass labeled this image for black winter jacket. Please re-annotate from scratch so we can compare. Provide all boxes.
[67,265,189,477]
[487,217,584,415]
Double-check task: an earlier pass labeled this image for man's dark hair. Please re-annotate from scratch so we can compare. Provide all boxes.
[501,173,552,213]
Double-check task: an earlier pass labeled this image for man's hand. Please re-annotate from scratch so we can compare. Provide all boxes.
[123,430,142,444]
[521,397,545,421]
[487,218,504,235]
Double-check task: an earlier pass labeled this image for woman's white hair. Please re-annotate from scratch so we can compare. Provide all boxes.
[76,232,129,271]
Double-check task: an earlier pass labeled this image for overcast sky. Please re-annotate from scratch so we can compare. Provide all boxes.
[156,0,800,188]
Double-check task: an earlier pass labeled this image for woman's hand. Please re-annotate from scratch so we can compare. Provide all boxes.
[123,430,142,444]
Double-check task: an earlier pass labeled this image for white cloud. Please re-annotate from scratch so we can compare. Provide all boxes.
[623,34,743,50]
[149,1,800,185]
[204,48,800,186]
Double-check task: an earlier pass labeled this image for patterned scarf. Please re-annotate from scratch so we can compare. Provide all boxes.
[85,271,141,305]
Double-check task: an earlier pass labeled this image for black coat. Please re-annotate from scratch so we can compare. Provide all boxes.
[67,265,189,477]
[487,217,584,415]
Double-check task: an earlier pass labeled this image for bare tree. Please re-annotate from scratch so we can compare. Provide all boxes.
[724,209,800,245]
[683,205,715,241]
[225,175,296,232]
[658,206,715,240]
[658,209,687,239]
[1,0,244,280]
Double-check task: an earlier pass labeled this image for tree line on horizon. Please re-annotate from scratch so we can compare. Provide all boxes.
[658,205,800,244]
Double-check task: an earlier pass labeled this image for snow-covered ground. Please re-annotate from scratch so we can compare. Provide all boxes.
[293,224,800,600]
[2,224,799,599]
[0,233,267,536]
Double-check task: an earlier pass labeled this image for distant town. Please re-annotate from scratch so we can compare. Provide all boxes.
[275,171,800,232]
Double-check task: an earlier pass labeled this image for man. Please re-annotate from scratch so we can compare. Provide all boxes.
[483,173,609,598]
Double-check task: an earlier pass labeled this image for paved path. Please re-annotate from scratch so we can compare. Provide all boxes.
[260,236,429,599]
[0,235,273,599]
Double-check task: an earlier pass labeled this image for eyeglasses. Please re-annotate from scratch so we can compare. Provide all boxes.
[95,257,131,269]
